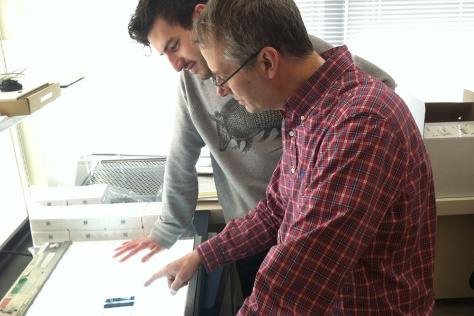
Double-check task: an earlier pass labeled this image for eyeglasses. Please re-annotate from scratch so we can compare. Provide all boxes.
[211,50,261,90]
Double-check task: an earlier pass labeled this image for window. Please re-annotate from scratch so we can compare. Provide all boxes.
[295,0,474,101]
[346,1,474,39]
[297,0,347,45]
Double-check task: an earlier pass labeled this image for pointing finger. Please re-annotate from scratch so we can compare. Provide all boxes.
[144,270,165,287]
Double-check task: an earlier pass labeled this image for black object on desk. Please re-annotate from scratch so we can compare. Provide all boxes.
[193,210,234,316]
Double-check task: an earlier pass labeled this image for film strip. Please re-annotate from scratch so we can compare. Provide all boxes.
[103,296,135,309]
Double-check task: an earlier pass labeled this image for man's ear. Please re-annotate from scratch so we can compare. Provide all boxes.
[260,47,279,79]
[192,4,206,21]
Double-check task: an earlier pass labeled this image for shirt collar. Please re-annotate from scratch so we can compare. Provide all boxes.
[283,45,354,117]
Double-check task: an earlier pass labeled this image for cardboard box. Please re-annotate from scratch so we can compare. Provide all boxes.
[423,89,474,198]
[66,184,109,205]
[29,184,109,206]
[29,206,69,232]
[106,229,145,241]
[104,202,147,230]
[69,230,108,242]
[31,231,70,247]
[29,186,71,207]
[143,226,153,237]
[141,202,163,229]
[65,204,107,231]
[29,202,150,233]
[0,83,61,117]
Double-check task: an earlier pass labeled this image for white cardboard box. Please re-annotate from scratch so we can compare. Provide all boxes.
[106,229,145,241]
[423,89,474,198]
[104,202,147,230]
[144,226,152,237]
[142,202,163,229]
[29,186,70,207]
[29,184,109,206]
[65,204,107,231]
[66,184,109,205]
[31,231,70,247]
[29,206,69,232]
[69,230,108,242]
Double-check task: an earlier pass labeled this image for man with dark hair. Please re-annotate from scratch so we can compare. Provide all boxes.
[114,0,397,301]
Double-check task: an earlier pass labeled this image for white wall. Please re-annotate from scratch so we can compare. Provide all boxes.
[1,0,180,186]
[346,29,474,102]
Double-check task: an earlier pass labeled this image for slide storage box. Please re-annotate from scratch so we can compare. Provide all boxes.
[423,89,474,198]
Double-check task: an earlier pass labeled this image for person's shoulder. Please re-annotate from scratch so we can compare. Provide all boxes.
[308,34,334,54]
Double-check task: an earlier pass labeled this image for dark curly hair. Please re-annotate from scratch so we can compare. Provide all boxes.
[129,0,208,47]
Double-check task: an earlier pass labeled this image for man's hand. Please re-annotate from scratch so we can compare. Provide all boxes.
[113,237,166,263]
[144,250,202,296]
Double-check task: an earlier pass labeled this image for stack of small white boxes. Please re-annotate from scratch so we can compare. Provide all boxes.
[28,184,161,248]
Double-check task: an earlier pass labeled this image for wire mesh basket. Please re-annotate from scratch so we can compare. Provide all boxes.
[82,158,166,202]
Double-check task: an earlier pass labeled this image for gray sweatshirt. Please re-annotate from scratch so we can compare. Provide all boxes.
[149,36,396,248]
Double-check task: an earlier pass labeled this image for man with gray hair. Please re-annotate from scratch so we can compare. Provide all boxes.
[114,0,396,301]
[144,0,437,314]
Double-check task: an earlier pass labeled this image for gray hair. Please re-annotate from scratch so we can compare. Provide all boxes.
[192,0,313,68]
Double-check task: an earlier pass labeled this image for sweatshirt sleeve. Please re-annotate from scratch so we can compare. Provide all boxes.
[309,34,396,89]
[148,74,206,249]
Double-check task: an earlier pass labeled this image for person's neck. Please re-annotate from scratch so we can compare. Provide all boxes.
[278,52,325,105]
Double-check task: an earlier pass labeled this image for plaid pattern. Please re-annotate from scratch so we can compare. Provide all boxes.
[197,45,436,315]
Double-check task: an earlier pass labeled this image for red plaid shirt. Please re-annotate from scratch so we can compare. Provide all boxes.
[197,45,437,315]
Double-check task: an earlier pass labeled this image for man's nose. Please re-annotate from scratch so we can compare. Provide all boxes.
[166,53,183,72]
[217,86,231,97]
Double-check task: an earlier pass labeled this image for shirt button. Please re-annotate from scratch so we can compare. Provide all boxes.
[289,131,295,137]
[301,116,305,121]
[291,168,295,173]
